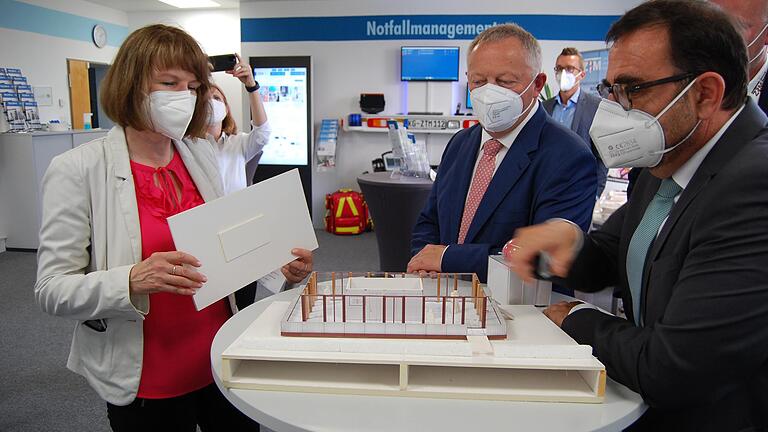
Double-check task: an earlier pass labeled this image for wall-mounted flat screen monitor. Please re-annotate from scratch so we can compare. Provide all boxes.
[401,46,460,81]
[466,84,472,110]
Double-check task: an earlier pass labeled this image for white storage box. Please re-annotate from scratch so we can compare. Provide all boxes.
[487,255,552,306]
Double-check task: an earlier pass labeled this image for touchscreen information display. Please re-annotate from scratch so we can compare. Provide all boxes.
[254,67,309,165]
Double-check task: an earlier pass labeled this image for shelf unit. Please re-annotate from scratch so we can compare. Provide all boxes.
[343,125,461,134]
[343,114,478,135]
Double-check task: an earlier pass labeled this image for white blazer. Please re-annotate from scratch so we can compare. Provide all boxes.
[34,126,237,405]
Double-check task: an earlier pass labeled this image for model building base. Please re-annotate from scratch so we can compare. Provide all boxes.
[221,283,606,403]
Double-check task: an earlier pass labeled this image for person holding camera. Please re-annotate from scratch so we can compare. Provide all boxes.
[206,55,312,300]
[207,53,270,195]
[34,24,311,431]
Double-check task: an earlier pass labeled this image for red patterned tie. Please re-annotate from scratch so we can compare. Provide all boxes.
[458,139,504,244]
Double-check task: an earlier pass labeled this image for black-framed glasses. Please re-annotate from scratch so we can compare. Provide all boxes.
[596,73,695,111]
[554,65,581,74]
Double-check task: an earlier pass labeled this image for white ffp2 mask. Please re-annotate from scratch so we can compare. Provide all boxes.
[208,99,227,125]
[470,80,535,133]
[589,78,700,168]
[148,90,197,141]
[748,23,768,66]
[557,71,578,92]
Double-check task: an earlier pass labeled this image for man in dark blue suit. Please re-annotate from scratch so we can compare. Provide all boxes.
[543,47,608,197]
[408,23,597,284]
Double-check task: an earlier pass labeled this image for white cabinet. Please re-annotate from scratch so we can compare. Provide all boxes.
[0,129,108,249]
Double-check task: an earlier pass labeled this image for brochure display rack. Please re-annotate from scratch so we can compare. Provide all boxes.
[0,68,42,131]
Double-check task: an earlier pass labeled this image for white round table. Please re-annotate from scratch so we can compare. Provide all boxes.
[211,288,646,432]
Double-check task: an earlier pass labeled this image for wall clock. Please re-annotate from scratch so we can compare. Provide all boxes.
[92,24,107,48]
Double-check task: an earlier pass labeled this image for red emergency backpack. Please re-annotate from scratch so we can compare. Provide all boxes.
[324,189,370,235]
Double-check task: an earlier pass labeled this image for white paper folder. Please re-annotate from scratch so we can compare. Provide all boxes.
[168,169,318,310]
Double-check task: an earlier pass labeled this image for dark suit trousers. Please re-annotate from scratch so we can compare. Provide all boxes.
[106,383,259,432]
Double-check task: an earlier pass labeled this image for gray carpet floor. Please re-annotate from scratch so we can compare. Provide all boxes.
[0,229,379,432]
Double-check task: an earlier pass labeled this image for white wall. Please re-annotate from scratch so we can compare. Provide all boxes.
[0,0,127,241]
[241,0,644,227]
[128,9,244,129]
[21,0,128,25]
[0,0,127,124]
[0,31,119,123]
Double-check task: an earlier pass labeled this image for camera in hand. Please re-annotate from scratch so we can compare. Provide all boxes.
[209,54,237,72]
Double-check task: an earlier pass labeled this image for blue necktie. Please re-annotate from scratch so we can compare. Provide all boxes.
[626,178,682,326]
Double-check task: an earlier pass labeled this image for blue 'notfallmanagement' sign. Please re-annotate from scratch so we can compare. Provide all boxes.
[241,14,620,42]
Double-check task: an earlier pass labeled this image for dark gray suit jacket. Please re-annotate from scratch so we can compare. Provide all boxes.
[543,89,607,195]
[562,100,768,431]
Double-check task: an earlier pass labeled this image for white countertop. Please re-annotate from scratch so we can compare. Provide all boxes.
[1,128,107,137]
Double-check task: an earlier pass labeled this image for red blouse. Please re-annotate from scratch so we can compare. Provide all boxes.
[131,150,231,399]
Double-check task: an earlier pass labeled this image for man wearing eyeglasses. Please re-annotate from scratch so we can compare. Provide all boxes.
[627,0,768,198]
[543,48,607,197]
[505,1,768,430]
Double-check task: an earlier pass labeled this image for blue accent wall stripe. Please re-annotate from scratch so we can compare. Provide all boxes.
[0,0,128,47]
[241,14,620,42]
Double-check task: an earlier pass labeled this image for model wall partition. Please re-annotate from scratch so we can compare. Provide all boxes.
[283,272,505,339]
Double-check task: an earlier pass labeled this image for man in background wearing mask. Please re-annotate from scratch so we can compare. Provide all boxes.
[711,0,768,114]
[543,48,607,197]
[506,1,768,429]
[408,23,597,288]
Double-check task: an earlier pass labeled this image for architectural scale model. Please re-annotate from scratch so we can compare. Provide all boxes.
[281,272,507,339]
[220,269,606,403]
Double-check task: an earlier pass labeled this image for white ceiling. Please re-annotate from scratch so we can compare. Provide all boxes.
[86,0,244,12]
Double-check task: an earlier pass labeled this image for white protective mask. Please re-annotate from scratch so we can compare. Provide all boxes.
[557,71,578,92]
[747,23,768,66]
[589,78,701,168]
[208,99,228,125]
[148,90,197,141]
[470,79,536,133]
